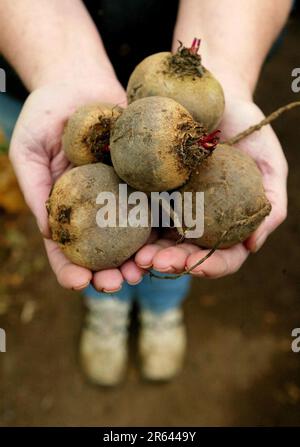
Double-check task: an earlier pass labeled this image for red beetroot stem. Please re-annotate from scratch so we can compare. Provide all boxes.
[198,130,220,151]
[190,38,201,54]
[102,144,110,153]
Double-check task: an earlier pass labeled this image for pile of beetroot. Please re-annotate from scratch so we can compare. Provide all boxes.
[47,39,287,273]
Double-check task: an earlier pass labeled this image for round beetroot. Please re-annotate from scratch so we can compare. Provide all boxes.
[110,96,219,192]
[180,144,271,248]
[62,103,122,166]
[127,39,225,131]
[47,163,151,270]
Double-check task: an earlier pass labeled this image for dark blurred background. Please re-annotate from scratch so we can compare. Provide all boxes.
[0,1,299,427]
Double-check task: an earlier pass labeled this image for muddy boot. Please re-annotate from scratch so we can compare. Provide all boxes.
[80,297,130,386]
[139,308,186,381]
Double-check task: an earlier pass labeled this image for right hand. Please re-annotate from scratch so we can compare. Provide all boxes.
[9,76,146,292]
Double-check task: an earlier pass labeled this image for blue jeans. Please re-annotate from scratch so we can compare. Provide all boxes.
[84,272,191,314]
[0,94,22,139]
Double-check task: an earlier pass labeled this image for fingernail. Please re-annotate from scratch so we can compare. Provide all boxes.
[37,222,45,236]
[194,270,205,277]
[254,233,267,253]
[156,266,173,273]
[127,278,143,286]
[37,219,49,237]
[186,266,205,277]
[103,286,122,294]
[137,263,152,269]
[73,281,90,291]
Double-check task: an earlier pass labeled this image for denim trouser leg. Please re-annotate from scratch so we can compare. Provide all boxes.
[136,272,191,314]
[84,272,191,314]
[84,282,135,304]
[0,95,22,139]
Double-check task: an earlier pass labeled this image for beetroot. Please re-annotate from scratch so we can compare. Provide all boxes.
[127,39,225,131]
[62,103,122,166]
[180,144,271,248]
[110,96,219,192]
[47,163,151,270]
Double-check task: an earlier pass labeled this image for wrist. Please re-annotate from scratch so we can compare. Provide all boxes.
[31,64,127,106]
[29,71,127,112]
[200,51,254,102]
[30,58,116,91]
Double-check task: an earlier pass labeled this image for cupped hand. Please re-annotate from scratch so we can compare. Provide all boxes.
[135,97,288,278]
[9,76,147,292]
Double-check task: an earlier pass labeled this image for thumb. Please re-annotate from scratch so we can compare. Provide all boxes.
[9,142,52,238]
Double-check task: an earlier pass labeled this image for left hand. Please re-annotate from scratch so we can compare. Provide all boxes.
[134,97,288,278]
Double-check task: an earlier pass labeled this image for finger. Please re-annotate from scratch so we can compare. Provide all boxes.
[135,239,174,269]
[186,244,249,278]
[152,243,200,273]
[120,259,145,285]
[93,269,124,293]
[10,148,53,237]
[44,239,92,290]
[239,124,288,253]
[246,173,287,253]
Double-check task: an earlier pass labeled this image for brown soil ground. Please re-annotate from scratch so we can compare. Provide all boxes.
[0,17,300,427]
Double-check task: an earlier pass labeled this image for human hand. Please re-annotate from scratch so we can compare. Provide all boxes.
[134,96,288,278]
[9,75,147,292]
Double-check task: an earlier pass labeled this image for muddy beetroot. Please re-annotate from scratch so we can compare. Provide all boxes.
[110,96,219,192]
[180,144,271,248]
[127,39,225,131]
[62,103,122,166]
[47,163,151,270]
